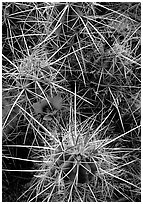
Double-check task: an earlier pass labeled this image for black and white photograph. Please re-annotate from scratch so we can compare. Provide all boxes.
[2,2,141,202]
